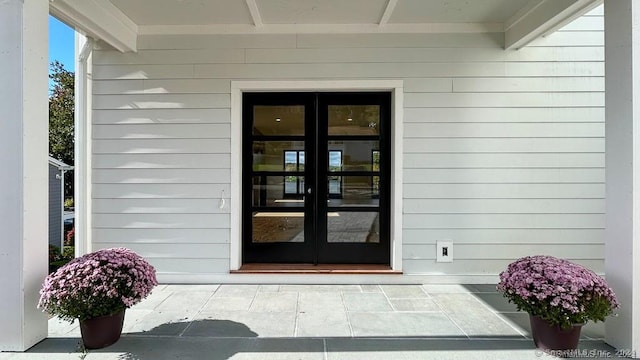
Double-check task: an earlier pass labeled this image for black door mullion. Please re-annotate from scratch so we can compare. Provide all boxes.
[315,93,328,265]
[307,93,318,265]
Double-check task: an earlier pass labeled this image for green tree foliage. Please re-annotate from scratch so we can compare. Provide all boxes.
[49,61,74,199]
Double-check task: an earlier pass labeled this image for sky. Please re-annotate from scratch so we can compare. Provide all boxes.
[49,16,75,76]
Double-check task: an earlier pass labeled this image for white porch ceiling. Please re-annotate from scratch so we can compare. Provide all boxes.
[109,0,533,26]
[49,0,603,52]
[389,0,533,23]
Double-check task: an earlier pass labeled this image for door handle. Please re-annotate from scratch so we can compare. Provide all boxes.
[307,188,312,194]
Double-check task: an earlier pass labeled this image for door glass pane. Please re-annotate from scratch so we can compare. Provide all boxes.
[372,151,380,196]
[327,176,379,206]
[284,150,305,172]
[372,150,380,171]
[372,176,380,196]
[284,176,305,197]
[329,176,342,197]
[328,140,379,171]
[284,151,297,171]
[252,212,304,243]
[328,105,380,136]
[253,105,304,136]
[252,176,304,207]
[328,150,342,197]
[327,212,379,243]
[299,151,305,171]
[253,141,304,171]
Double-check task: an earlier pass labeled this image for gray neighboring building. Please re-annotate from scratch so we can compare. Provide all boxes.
[48,157,72,249]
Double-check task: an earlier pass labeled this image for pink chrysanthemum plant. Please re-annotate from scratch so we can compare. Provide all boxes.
[497,255,619,329]
[39,247,158,322]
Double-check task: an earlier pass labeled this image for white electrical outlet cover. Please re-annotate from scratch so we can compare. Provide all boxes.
[436,241,453,263]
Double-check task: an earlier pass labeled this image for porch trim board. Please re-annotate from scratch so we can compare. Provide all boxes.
[505,0,603,50]
[231,263,400,274]
[138,23,504,36]
[0,0,49,351]
[604,0,640,354]
[49,0,137,53]
[230,80,404,272]
[158,273,499,285]
[74,34,94,257]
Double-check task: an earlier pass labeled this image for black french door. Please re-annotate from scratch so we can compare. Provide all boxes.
[242,92,390,264]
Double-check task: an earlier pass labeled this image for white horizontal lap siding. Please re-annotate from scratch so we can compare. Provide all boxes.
[92,51,233,275]
[91,7,604,279]
[401,7,605,276]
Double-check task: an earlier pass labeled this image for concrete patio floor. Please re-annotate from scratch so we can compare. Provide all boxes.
[0,284,624,359]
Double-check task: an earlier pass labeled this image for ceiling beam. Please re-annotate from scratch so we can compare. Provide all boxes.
[139,22,503,36]
[504,0,545,31]
[49,0,137,52]
[379,0,399,25]
[245,0,263,28]
[505,0,603,50]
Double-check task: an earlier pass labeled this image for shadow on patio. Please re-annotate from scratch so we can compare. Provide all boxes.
[7,284,623,359]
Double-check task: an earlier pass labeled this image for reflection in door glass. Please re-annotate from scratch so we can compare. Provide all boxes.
[329,151,342,197]
[253,105,304,136]
[284,151,297,171]
[328,105,380,136]
[284,150,305,171]
[327,212,379,243]
[252,176,304,207]
[253,141,304,171]
[372,150,380,196]
[284,150,305,197]
[284,176,305,197]
[333,176,379,206]
[328,140,379,171]
[252,212,304,243]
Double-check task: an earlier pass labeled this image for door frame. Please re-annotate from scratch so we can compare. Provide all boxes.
[241,91,391,264]
[230,80,404,271]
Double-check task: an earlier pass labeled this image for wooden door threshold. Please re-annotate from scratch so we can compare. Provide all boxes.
[232,263,401,274]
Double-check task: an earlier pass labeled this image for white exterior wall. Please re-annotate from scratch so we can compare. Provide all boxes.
[90,7,605,282]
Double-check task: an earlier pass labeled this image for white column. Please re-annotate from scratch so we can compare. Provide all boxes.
[605,0,640,355]
[74,34,93,257]
[0,0,49,351]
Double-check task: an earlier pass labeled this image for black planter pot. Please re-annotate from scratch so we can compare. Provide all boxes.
[79,310,125,349]
[529,315,583,351]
